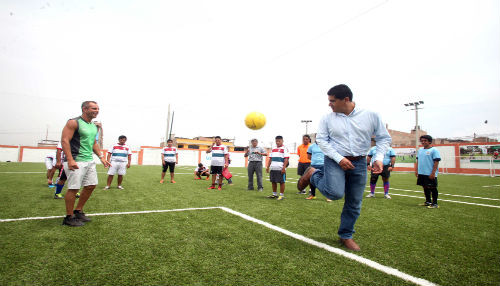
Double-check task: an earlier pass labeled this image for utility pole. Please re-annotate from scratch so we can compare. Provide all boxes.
[404,101,424,152]
[165,104,171,146]
[301,120,312,135]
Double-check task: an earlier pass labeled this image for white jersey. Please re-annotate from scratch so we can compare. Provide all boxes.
[162,147,178,163]
[108,143,132,162]
[56,142,66,162]
[210,144,228,167]
[269,145,290,171]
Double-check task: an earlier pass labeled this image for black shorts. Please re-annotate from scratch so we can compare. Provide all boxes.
[58,169,67,181]
[270,170,286,183]
[417,175,438,187]
[210,166,223,175]
[162,162,176,173]
[370,165,391,181]
[297,162,311,176]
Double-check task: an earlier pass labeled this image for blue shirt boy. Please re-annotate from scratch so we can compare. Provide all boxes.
[417,147,441,176]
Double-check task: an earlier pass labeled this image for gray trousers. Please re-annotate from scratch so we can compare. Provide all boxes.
[247,161,263,190]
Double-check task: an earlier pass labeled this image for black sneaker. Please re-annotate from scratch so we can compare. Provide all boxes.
[73,210,91,222]
[267,194,278,199]
[419,202,432,206]
[62,215,84,227]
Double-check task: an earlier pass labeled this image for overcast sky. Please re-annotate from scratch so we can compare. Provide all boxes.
[0,0,499,150]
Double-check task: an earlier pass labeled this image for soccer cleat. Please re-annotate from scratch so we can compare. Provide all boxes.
[217,186,222,191]
[76,192,80,198]
[73,210,91,222]
[194,177,201,180]
[103,186,110,190]
[277,196,285,201]
[160,179,164,184]
[267,194,278,199]
[171,180,176,184]
[419,202,432,206]
[54,193,64,199]
[296,190,307,195]
[384,194,391,199]
[305,195,316,200]
[62,216,84,227]
[258,188,263,192]
[117,186,124,190]
[326,199,332,202]
[208,186,216,190]
[366,193,375,198]
[427,204,439,209]
[205,177,210,180]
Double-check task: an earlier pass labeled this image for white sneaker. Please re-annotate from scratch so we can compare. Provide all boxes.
[384,194,391,199]
[103,186,110,190]
[117,186,124,190]
[366,193,375,198]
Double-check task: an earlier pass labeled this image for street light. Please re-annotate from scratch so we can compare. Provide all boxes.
[404,101,424,152]
[301,120,312,135]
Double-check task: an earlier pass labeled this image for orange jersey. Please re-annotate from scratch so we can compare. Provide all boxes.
[297,144,311,163]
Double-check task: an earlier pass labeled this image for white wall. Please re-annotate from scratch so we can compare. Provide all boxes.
[0,147,19,162]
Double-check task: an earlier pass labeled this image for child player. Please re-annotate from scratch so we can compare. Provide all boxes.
[206,136,229,190]
[266,136,290,201]
[105,135,132,189]
[415,135,441,209]
[194,163,210,180]
[161,139,178,184]
[366,144,396,199]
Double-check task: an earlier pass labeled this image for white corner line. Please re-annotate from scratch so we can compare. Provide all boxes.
[218,207,438,286]
[1,206,438,286]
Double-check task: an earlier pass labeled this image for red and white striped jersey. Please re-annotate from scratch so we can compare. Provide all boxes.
[108,143,132,162]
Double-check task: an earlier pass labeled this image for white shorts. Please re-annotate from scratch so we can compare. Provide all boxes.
[108,161,127,176]
[45,158,56,170]
[63,161,98,190]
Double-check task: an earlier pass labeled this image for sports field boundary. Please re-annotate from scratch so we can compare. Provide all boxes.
[1,206,438,286]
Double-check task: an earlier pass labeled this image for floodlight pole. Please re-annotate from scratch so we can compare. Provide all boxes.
[301,120,312,135]
[404,101,424,152]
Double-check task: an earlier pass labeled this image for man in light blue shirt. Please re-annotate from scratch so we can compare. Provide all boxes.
[298,84,391,251]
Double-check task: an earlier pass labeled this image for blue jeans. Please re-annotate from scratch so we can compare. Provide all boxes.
[310,156,367,239]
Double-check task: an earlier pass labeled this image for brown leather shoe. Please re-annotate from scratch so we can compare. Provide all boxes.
[297,167,316,191]
[339,238,361,251]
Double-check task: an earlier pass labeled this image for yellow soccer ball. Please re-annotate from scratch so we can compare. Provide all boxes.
[244,112,266,130]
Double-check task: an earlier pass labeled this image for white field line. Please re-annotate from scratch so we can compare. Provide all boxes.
[482,185,500,188]
[367,191,500,209]
[1,206,437,286]
[375,187,500,201]
[0,206,220,222]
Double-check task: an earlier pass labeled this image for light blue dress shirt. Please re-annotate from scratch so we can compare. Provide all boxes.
[316,106,392,164]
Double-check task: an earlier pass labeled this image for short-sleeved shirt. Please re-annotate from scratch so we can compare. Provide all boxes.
[417,147,441,176]
[162,147,178,163]
[307,143,324,166]
[368,146,396,166]
[210,144,228,167]
[297,144,311,163]
[270,145,290,171]
[108,143,132,162]
[247,146,266,162]
[195,166,208,173]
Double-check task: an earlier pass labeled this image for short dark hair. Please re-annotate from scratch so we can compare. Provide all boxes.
[420,135,433,143]
[327,84,353,101]
[167,139,173,143]
[198,163,203,167]
[81,101,97,109]
[215,136,221,140]
[118,135,127,140]
[275,135,283,140]
[251,139,258,142]
[303,135,311,140]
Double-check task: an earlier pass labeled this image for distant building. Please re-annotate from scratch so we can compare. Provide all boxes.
[387,125,427,147]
